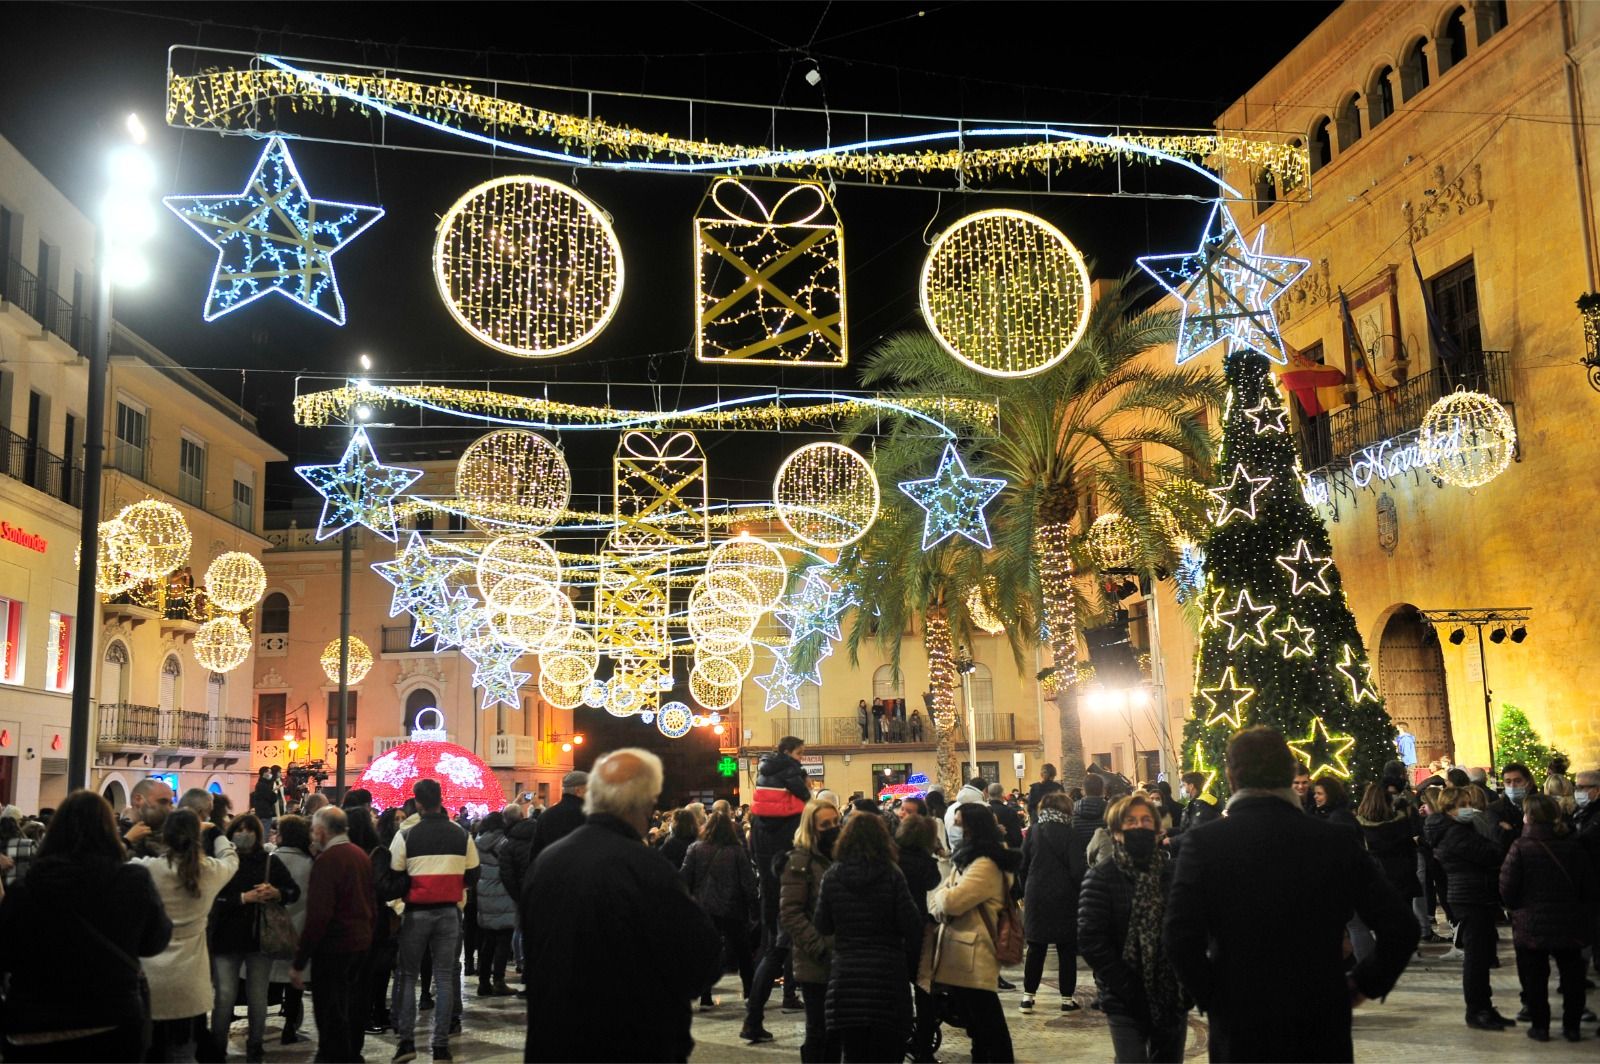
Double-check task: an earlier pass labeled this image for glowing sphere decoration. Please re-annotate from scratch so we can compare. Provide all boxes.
[920,208,1093,378]
[118,500,193,579]
[194,615,252,674]
[203,551,268,613]
[966,580,1005,634]
[538,672,586,710]
[433,174,625,359]
[357,732,506,817]
[321,635,374,685]
[706,535,788,609]
[1087,512,1140,571]
[455,429,572,533]
[689,663,741,711]
[773,442,880,548]
[476,534,561,611]
[79,517,147,596]
[1420,390,1517,489]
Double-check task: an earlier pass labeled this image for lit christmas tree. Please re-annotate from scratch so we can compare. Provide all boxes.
[1140,203,1396,793]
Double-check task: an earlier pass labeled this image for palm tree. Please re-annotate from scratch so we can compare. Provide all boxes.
[849,273,1223,789]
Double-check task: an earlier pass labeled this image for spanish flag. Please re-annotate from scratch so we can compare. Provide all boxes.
[1278,341,1345,417]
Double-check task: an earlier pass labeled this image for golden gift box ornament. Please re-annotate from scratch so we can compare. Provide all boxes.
[694,178,847,367]
[611,431,710,554]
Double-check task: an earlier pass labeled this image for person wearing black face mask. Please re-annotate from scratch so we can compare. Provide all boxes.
[777,799,841,1061]
[1078,794,1185,1063]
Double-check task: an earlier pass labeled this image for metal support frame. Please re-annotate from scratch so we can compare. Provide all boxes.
[1418,607,1531,769]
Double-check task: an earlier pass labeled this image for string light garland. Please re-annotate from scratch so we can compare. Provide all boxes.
[1419,390,1517,489]
[164,136,383,324]
[434,174,624,358]
[455,429,572,533]
[1288,716,1357,780]
[203,551,267,613]
[774,442,880,548]
[920,209,1092,378]
[898,443,1006,551]
[321,635,374,685]
[966,579,1005,634]
[1087,512,1140,571]
[194,615,252,674]
[297,427,423,542]
[118,500,192,579]
[1036,522,1078,683]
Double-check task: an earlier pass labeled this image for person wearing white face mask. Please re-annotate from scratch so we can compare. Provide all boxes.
[1426,786,1513,1030]
[1488,763,1534,850]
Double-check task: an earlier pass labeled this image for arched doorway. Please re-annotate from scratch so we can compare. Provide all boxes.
[1378,605,1454,764]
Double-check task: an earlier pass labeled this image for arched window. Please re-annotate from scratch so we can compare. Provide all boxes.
[872,664,903,703]
[1254,169,1277,209]
[100,641,130,705]
[1399,37,1431,99]
[1368,67,1395,128]
[260,593,289,634]
[1439,6,1468,74]
[1282,140,1305,193]
[159,654,181,712]
[1478,0,1507,43]
[405,687,439,734]
[206,672,225,715]
[1310,118,1333,173]
[1335,93,1363,150]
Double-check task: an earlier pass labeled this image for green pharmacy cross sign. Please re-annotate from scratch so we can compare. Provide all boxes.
[717,755,739,778]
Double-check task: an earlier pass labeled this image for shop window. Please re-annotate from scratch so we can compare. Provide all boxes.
[45,611,71,692]
[0,598,23,684]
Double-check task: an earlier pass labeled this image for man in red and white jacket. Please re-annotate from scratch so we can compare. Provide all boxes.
[389,778,479,1063]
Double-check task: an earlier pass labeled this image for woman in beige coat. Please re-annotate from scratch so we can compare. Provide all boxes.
[920,802,1019,1063]
[132,809,238,1062]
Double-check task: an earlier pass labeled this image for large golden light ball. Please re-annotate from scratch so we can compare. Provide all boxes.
[476,535,562,612]
[455,430,572,533]
[194,615,251,674]
[689,662,741,711]
[773,442,880,548]
[1420,390,1517,489]
[118,500,192,579]
[966,580,1005,634]
[321,636,374,685]
[920,208,1092,378]
[1087,512,1140,571]
[203,552,267,613]
[706,535,788,609]
[434,174,625,359]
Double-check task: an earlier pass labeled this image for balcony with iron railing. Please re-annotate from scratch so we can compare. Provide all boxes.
[0,424,83,508]
[765,713,1017,750]
[381,624,437,655]
[98,702,159,748]
[99,703,251,754]
[0,258,91,354]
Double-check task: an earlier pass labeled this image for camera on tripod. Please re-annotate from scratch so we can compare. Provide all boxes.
[286,759,329,789]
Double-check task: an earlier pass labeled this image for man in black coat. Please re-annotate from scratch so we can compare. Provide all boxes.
[987,782,1025,849]
[1025,764,1065,821]
[521,749,721,1062]
[1486,761,1531,849]
[1164,727,1418,1063]
[529,771,588,863]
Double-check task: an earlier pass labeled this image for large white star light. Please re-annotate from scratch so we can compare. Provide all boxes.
[1136,200,1308,365]
[297,428,422,541]
[164,136,384,324]
[754,661,806,713]
[898,443,1007,551]
[776,565,853,643]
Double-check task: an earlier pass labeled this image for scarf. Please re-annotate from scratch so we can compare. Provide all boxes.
[1034,808,1070,827]
[1110,840,1183,1028]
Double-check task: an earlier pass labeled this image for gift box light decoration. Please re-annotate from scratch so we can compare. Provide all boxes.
[611,432,708,553]
[321,635,374,685]
[920,208,1093,378]
[203,551,268,613]
[694,178,846,367]
[774,442,880,548]
[455,429,572,533]
[194,615,252,674]
[434,174,624,359]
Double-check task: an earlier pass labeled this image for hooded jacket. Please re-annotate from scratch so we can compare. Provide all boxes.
[943,783,986,852]
[813,858,923,1033]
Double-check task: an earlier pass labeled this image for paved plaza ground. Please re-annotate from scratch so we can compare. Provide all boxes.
[233,934,1596,1062]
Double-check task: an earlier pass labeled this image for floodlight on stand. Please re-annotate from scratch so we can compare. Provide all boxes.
[1449,628,1466,645]
[1510,625,1527,643]
[1490,627,1507,644]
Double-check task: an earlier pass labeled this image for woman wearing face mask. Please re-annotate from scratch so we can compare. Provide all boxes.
[1425,786,1514,1030]
[207,813,300,1062]
[1500,793,1592,1042]
[1077,794,1186,1063]
[778,798,841,1062]
[1018,791,1084,1015]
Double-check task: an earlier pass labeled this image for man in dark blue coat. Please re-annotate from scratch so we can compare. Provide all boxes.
[1163,726,1419,1062]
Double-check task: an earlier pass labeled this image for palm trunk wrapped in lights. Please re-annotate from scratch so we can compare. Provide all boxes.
[1036,520,1086,789]
[923,606,962,792]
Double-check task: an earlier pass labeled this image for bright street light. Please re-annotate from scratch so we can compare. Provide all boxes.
[125,112,148,145]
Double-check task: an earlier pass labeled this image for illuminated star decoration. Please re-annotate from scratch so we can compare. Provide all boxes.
[754,661,806,713]
[1272,614,1317,659]
[1336,644,1381,704]
[1199,666,1256,729]
[1188,742,1218,794]
[777,565,854,643]
[164,136,384,324]
[1244,394,1289,434]
[372,532,457,617]
[469,648,531,710]
[898,443,1007,550]
[1135,199,1309,365]
[1289,716,1357,779]
[296,428,423,541]
[1276,539,1334,596]
[1215,588,1276,650]
[1208,463,1272,527]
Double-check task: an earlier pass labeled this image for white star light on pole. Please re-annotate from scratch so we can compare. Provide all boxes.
[898,443,1007,551]
[1136,200,1309,365]
[296,428,423,542]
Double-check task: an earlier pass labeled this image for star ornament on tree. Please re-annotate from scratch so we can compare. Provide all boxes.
[1272,614,1317,659]
[1136,200,1309,365]
[898,444,1007,551]
[1215,588,1276,650]
[1336,644,1381,704]
[1199,666,1256,729]
[297,428,422,542]
[1276,539,1334,596]
[1244,394,1290,435]
[1289,717,1357,780]
[1208,463,1273,527]
[165,137,384,325]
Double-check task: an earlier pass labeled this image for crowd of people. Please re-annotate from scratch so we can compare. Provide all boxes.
[0,730,1595,1062]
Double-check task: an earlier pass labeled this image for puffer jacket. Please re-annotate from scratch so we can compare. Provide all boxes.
[1500,823,1594,950]
[476,829,517,931]
[813,858,923,1034]
[1426,813,1503,907]
[1358,814,1421,900]
[499,815,538,902]
[1077,851,1173,1020]
[778,847,833,984]
[681,840,758,922]
[1070,796,1109,866]
[752,751,811,821]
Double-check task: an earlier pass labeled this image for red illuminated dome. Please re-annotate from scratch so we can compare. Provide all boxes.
[357,740,506,816]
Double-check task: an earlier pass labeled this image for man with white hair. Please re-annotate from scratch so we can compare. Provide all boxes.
[521,749,722,1062]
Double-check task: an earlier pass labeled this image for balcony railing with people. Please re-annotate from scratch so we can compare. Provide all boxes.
[767,712,1016,749]
[0,258,92,354]
[0,424,83,508]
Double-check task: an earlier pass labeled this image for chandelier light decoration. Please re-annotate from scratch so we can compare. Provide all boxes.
[321,635,374,685]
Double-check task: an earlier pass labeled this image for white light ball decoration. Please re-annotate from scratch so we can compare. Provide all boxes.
[1420,390,1517,489]
[434,174,625,359]
[706,535,788,609]
[538,671,585,710]
[540,625,599,687]
[966,580,1005,635]
[80,517,146,596]
[203,552,268,613]
[477,535,561,612]
[690,662,741,711]
[657,701,694,739]
[193,615,251,674]
[118,500,192,579]
[702,641,755,680]
[920,208,1093,378]
[1087,512,1140,571]
[456,430,572,534]
[320,636,374,685]
[773,442,881,548]
[489,593,575,651]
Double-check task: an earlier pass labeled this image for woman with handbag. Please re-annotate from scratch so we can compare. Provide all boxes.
[1077,794,1186,1063]
[267,815,315,1046]
[682,811,760,1007]
[1500,793,1592,1042]
[779,798,841,1062]
[134,809,240,1062]
[1018,791,1085,1013]
[206,813,299,1062]
[0,790,173,1062]
[921,802,1019,1063]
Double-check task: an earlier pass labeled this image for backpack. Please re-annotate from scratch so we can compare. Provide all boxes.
[977,872,1025,966]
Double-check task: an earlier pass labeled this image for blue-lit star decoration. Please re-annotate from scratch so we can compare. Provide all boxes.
[164,136,384,324]
[1173,542,1207,605]
[898,443,1006,551]
[469,647,532,710]
[1136,200,1308,365]
[296,428,422,542]
[372,532,459,618]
